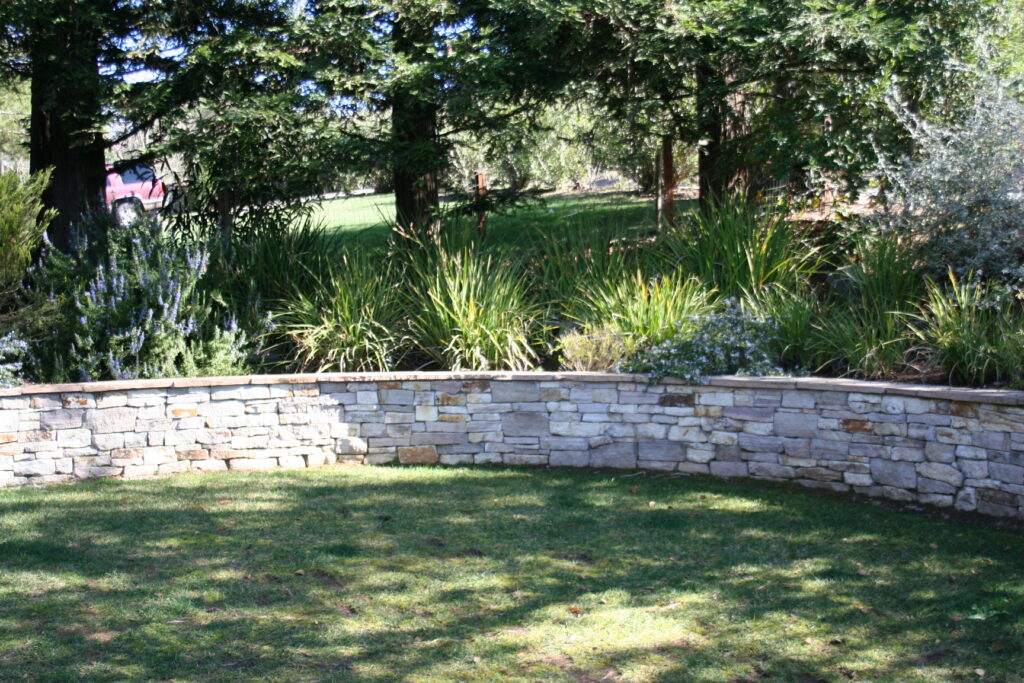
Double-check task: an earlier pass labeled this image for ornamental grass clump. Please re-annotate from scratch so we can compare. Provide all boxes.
[624,299,782,383]
[406,246,540,371]
[910,272,1024,387]
[273,250,405,372]
[809,230,921,379]
[659,194,820,298]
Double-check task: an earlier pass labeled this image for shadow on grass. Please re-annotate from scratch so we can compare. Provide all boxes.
[0,467,1021,681]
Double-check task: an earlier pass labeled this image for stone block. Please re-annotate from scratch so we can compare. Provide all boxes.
[989,462,1024,486]
[870,459,917,489]
[634,423,667,440]
[336,437,368,455]
[924,442,955,463]
[774,412,817,438]
[410,432,468,446]
[75,465,123,479]
[668,425,706,442]
[123,464,159,477]
[415,406,439,422]
[916,462,963,487]
[638,440,686,462]
[917,478,957,494]
[14,459,54,476]
[278,455,307,469]
[227,458,278,471]
[40,409,84,430]
[781,391,815,409]
[710,461,748,478]
[591,442,636,469]
[738,434,784,453]
[918,493,954,508]
[398,446,439,464]
[210,385,271,401]
[380,389,414,405]
[749,462,795,479]
[844,472,873,487]
[490,381,540,403]
[550,451,589,467]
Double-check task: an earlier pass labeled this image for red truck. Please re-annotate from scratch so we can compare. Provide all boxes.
[105,163,166,224]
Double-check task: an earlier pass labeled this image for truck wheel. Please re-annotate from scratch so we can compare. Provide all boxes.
[114,200,143,227]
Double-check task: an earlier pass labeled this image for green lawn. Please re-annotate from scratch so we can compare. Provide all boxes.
[1,467,1021,682]
[310,192,663,247]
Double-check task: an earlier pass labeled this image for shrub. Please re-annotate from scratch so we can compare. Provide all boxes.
[571,271,714,353]
[273,251,404,372]
[0,331,27,388]
[0,170,54,305]
[23,214,248,382]
[809,305,912,380]
[406,246,540,371]
[659,194,820,298]
[879,81,1024,291]
[743,284,818,373]
[909,272,1024,387]
[624,300,782,383]
[528,218,646,322]
[557,325,632,372]
[809,230,921,379]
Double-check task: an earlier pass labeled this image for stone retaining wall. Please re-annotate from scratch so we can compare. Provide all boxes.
[1,373,1023,518]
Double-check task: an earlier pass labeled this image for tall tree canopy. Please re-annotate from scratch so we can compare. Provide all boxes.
[0,0,287,249]
[573,0,990,206]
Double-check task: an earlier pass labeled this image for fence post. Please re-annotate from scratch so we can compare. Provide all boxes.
[661,134,675,230]
[474,171,487,236]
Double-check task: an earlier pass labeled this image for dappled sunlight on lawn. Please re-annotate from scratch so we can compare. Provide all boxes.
[0,466,1021,681]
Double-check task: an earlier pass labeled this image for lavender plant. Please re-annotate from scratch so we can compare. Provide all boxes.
[623,300,783,383]
[878,81,1024,291]
[23,213,248,382]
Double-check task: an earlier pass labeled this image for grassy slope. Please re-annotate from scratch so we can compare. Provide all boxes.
[1,466,1021,682]
[310,192,662,247]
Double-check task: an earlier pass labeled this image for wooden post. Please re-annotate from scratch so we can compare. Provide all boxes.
[661,134,675,229]
[474,171,487,236]
[654,146,663,228]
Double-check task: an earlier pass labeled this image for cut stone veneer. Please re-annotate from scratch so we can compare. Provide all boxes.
[1,372,1023,519]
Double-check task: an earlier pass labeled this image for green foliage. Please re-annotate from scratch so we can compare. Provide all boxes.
[405,244,540,371]
[808,305,912,380]
[557,325,632,372]
[743,284,818,374]
[624,300,782,383]
[808,231,922,379]
[910,272,1024,387]
[273,251,404,372]
[660,196,819,299]
[572,271,714,353]
[158,93,340,246]
[0,330,27,387]
[527,217,650,322]
[22,214,247,382]
[0,170,54,304]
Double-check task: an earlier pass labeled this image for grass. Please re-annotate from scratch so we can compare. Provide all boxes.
[311,191,660,247]
[1,466,1022,682]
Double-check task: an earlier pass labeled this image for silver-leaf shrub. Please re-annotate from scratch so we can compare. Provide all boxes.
[878,82,1024,292]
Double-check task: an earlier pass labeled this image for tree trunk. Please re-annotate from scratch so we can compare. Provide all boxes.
[391,14,440,237]
[660,134,675,229]
[696,60,727,213]
[29,26,106,253]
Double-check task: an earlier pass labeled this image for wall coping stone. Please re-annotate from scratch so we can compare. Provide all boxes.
[3,372,1024,406]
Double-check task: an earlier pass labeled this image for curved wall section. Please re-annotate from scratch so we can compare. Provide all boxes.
[1,372,1022,519]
